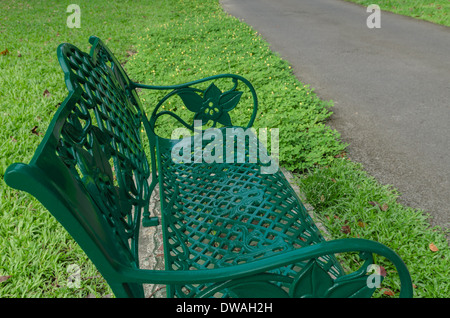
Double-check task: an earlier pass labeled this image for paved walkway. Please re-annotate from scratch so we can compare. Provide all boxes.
[221,0,450,236]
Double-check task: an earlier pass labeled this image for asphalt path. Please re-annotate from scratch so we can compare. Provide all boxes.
[221,0,450,238]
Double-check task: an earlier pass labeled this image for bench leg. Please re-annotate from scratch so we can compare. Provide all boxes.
[142,176,160,227]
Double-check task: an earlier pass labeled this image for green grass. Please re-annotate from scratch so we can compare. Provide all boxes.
[0,0,448,298]
[344,0,450,27]
[298,159,449,297]
[0,0,162,298]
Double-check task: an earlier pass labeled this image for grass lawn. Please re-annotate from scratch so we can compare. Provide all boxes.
[298,159,449,297]
[0,0,448,298]
[344,0,449,27]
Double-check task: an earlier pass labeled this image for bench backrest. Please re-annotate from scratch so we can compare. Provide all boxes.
[5,37,150,287]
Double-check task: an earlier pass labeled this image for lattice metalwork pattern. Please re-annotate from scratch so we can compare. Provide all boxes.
[156,132,344,297]
[55,40,151,261]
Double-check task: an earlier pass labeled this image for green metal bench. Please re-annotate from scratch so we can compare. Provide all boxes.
[5,36,413,298]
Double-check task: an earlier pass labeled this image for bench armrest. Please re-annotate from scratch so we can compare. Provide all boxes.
[131,74,258,131]
[131,73,255,93]
[118,238,413,298]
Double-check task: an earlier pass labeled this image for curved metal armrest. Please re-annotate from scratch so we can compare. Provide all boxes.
[131,74,258,131]
[118,238,413,297]
[131,73,255,93]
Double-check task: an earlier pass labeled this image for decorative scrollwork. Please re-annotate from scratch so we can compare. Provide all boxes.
[176,81,243,127]
[210,186,265,218]
[149,78,246,134]
[195,253,384,298]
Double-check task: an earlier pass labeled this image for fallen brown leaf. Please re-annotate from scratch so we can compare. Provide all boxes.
[429,242,439,252]
[379,266,387,277]
[0,275,11,283]
[0,48,10,55]
[383,289,395,296]
[369,201,389,212]
[341,225,351,234]
[43,89,51,97]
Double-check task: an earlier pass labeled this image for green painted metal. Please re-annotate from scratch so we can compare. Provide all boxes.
[4,36,413,298]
